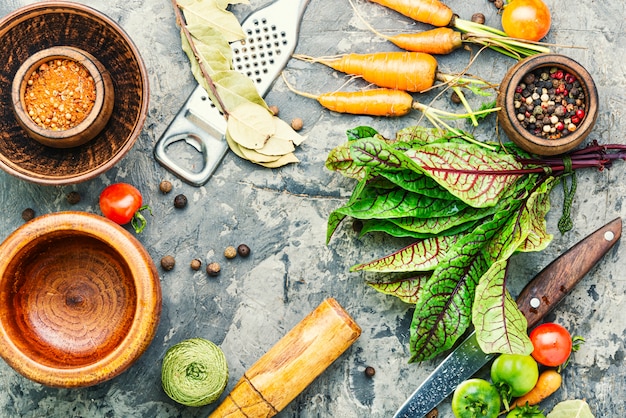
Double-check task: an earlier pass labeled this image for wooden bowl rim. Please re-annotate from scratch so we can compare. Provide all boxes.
[0,2,149,185]
[0,211,161,387]
[498,53,599,155]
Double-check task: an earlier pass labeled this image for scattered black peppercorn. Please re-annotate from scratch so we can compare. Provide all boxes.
[66,191,81,205]
[206,262,221,277]
[237,244,251,257]
[352,219,363,234]
[21,208,35,222]
[190,259,202,271]
[174,194,188,209]
[159,180,173,194]
[161,255,176,271]
[364,366,376,377]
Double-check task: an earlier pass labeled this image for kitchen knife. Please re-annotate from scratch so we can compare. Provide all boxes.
[393,217,622,418]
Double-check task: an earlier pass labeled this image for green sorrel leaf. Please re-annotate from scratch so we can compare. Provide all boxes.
[368,274,429,304]
[472,259,533,355]
[404,142,524,208]
[352,235,460,273]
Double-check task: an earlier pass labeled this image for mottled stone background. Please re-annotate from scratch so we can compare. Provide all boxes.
[0,0,624,417]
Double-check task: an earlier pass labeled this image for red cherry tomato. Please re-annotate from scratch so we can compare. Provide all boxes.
[99,183,149,232]
[501,0,552,42]
[529,322,573,367]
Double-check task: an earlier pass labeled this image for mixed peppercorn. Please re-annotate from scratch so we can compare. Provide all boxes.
[514,67,586,140]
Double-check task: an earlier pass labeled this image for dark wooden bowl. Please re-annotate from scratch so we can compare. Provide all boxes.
[497,54,598,156]
[0,212,161,388]
[0,2,149,184]
[12,46,115,148]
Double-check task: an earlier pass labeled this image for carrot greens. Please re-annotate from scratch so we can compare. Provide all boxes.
[326,126,626,361]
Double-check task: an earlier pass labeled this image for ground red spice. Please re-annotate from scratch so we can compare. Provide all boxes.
[23,58,96,131]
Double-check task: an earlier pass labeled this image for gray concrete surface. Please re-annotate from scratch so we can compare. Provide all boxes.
[0,0,624,417]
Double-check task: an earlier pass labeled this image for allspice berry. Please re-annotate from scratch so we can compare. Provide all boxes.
[364,366,376,377]
[174,194,188,209]
[224,246,237,259]
[159,180,173,194]
[206,262,221,277]
[471,13,485,25]
[190,259,202,271]
[268,105,279,116]
[66,191,81,205]
[161,255,176,271]
[291,117,303,131]
[21,208,35,222]
[237,244,251,258]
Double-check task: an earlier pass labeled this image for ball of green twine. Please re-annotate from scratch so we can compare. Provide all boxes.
[161,338,229,407]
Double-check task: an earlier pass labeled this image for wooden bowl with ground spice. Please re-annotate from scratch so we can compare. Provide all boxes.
[497,53,599,156]
[0,212,162,388]
[0,2,149,185]
[12,46,114,148]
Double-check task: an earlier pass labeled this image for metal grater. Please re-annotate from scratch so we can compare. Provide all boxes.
[154,0,311,186]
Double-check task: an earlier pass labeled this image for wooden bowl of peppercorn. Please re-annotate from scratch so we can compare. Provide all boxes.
[0,211,162,388]
[0,2,149,185]
[497,53,599,156]
[11,46,115,148]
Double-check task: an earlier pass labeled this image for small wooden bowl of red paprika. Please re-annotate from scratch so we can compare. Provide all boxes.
[497,54,598,156]
[12,46,115,148]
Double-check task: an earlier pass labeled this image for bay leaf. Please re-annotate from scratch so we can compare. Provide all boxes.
[212,70,268,111]
[227,102,275,150]
[256,153,299,168]
[179,0,246,42]
[273,117,306,146]
[225,130,247,159]
[238,145,282,163]
[255,136,295,157]
[547,400,594,418]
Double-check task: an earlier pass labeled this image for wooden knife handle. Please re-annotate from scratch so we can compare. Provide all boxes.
[209,298,361,418]
[517,217,622,329]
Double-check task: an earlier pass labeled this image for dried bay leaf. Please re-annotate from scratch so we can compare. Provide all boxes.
[257,153,300,168]
[238,145,283,163]
[273,117,306,146]
[212,71,267,111]
[547,400,594,418]
[227,102,275,150]
[179,0,247,42]
[256,135,296,157]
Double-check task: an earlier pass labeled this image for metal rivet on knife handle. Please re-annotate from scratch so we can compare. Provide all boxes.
[517,217,622,330]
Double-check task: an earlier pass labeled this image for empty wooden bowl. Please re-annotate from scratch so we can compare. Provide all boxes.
[497,54,598,156]
[12,46,115,148]
[0,212,161,388]
[0,2,149,185]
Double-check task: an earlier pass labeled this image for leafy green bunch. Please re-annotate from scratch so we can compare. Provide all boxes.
[326,126,625,362]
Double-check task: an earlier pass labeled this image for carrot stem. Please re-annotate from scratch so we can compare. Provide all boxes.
[454,18,551,59]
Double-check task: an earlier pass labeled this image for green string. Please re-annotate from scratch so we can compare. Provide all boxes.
[558,157,577,234]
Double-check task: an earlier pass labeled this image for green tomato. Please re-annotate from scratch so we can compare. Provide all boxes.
[451,378,501,418]
[491,354,539,398]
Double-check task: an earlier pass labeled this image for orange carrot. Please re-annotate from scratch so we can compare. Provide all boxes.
[348,0,462,55]
[379,27,462,55]
[300,88,414,117]
[368,0,454,27]
[510,369,562,409]
[292,51,438,93]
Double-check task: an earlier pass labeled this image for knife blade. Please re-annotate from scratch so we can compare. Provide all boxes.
[393,217,622,418]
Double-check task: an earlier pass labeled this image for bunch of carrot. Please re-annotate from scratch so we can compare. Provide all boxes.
[285,0,519,128]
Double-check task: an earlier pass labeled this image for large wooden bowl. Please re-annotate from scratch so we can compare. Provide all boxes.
[0,212,161,388]
[0,2,149,185]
